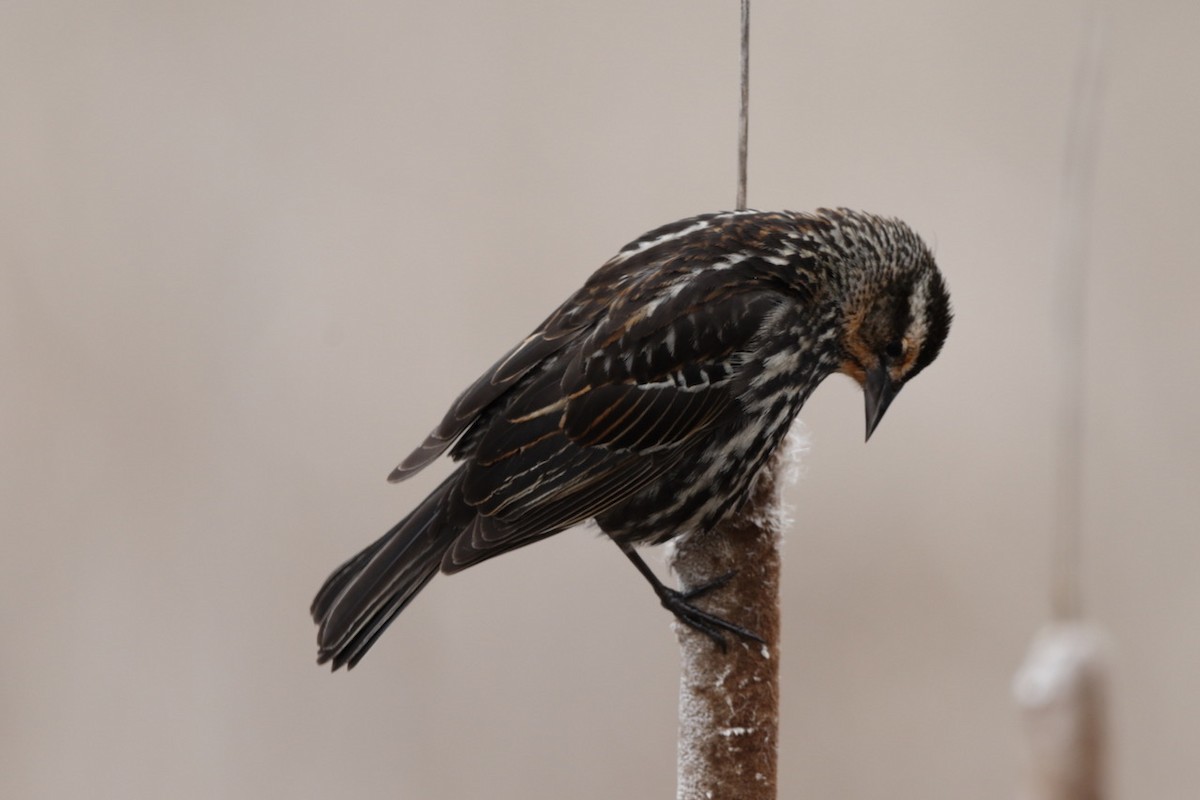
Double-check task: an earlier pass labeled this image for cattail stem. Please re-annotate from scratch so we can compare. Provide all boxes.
[671,448,783,800]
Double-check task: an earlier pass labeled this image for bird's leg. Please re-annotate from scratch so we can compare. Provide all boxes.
[614,541,765,650]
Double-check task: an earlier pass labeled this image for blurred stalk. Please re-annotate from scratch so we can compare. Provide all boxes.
[1014,624,1110,800]
[1015,7,1110,800]
[1051,3,1105,624]
[735,0,749,212]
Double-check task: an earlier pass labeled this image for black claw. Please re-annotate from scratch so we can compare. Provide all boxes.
[678,570,737,602]
[660,587,765,649]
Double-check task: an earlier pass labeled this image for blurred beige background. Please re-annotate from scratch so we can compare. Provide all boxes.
[3,1,1198,798]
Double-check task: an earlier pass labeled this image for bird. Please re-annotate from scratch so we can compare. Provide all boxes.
[311,207,951,670]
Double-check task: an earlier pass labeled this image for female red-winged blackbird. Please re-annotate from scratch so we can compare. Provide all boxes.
[312,208,951,669]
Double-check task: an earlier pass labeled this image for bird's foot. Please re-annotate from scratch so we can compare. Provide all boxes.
[614,544,764,651]
[658,572,765,651]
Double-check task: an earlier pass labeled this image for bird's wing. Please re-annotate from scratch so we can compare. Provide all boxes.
[560,279,782,451]
[387,210,777,483]
[443,287,784,570]
[386,278,616,483]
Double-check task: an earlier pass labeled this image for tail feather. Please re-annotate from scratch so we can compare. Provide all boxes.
[313,470,467,670]
[310,531,391,624]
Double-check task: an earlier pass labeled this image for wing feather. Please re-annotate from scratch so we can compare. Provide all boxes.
[393,244,791,570]
[442,288,784,567]
[387,332,567,482]
[560,290,782,452]
[444,449,681,572]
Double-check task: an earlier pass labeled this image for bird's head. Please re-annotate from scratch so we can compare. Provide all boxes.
[814,210,952,440]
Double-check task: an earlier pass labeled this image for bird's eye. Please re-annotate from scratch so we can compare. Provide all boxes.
[884,341,904,360]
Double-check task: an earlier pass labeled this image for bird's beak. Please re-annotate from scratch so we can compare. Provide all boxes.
[864,362,899,442]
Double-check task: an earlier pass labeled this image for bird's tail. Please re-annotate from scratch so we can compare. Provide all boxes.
[311,470,467,670]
